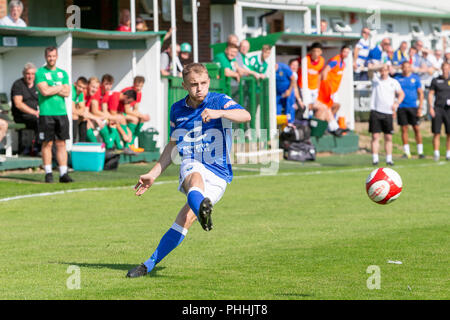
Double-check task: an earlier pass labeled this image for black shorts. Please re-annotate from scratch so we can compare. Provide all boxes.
[13,113,39,132]
[369,111,394,134]
[431,107,450,134]
[38,115,70,142]
[397,107,419,126]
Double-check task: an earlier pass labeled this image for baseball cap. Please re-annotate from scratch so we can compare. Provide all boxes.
[181,42,192,53]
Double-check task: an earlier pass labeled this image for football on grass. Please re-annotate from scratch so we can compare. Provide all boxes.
[366,168,403,204]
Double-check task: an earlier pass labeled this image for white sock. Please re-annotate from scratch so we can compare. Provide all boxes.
[386,154,393,163]
[328,119,339,132]
[372,154,379,163]
[59,166,68,176]
[417,144,423,155]
[434,150,440,157]
[44,165,52,174]
[403,144,410,155]
[447,150,450,158]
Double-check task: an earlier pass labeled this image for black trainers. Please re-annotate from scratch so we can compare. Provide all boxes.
[419,154,425,159]
[331,128,344,137]
[372,161,379,166]
[45,173,53,183]
[386,161,394,166]
[59,173,74,183]
[198,198,213,231]
[126,263,148,278]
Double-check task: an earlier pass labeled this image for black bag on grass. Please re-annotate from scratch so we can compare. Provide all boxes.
[285,141,316,162]
[104,150,120,170]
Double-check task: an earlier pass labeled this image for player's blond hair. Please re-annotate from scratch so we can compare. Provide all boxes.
[182,63,209,80]
[88,76,100,85]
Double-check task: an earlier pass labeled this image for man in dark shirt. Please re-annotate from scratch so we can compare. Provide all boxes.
[11,62,40,153]
[428,61,450,161]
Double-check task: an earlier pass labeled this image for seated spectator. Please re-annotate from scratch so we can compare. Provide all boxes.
[288,58,305,113]
[11,62,39,153]
[121,76,150,150]
[353,27,371,81]
[72,76,88,143]
[107,90,143,152]
[99,74,114,112]
[0,118,8,151]
[117,9,131,32]
[0,0,26,27]
[214,43,241,82]
[248,44,271,76]
[180,42,192,67]
[136,17,148,32]
[161,43,183,77]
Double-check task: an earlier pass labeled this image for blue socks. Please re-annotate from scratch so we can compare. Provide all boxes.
[143,223,188,273]
[187,187,205,217]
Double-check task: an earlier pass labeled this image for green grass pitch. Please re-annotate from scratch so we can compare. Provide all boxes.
[0,155,449,299]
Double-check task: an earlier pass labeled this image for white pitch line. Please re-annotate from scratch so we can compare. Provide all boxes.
[0,161,446,203]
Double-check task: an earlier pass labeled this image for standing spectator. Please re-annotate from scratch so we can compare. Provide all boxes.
[369,64,405,166]
[214,43,241,82]
[428,62,450,161]
[117,9,131,32]
[180,42,192,67]
[235,39,264,79]
[420,49,440,115]
[136,17,148,32]
[72,76,88,143]
[298,42,325,111]
[392,41,409,76]
[11,62,39,154]
[275,62,297,123]
[396,61,424,159]
[0,0,26,27]
[353,27,371,81]
[35,46,72,183]
[320,19,329,34]
[160,44,183,77]
[445,48,450,64]
[367,38,391,72]
[227,34,239,47]
[248,44,271,76]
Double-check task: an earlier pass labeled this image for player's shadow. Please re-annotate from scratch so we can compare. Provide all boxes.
[56,262,166,277]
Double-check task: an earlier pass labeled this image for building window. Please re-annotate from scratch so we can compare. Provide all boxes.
[162,0,171,22]
[183,0,192,22]
[246,16,256,28]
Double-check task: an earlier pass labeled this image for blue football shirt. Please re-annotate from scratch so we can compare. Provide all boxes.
[169,92,244,183]
[276,63,293,95]
[396,74,421,108]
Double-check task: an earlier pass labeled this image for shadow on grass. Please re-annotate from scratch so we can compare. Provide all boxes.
[0,175,44,183]
[55,262,167,277]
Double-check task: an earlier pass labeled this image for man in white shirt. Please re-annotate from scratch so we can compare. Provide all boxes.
[0,0,27,27]
[369,64,405,166]
[353,27,371,81]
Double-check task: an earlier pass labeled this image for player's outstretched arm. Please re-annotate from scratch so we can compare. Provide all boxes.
[201,108,251,124]
[135,140,177,196]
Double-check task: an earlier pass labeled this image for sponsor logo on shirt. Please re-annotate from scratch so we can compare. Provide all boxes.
[176,117,189,122]
[224,100,237,109]
[411,78,415,84]
[45,73,52,80]
[57,72,63,78]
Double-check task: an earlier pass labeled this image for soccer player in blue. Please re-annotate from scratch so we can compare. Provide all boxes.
[127,63,251,278]
[396,61,424,159]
